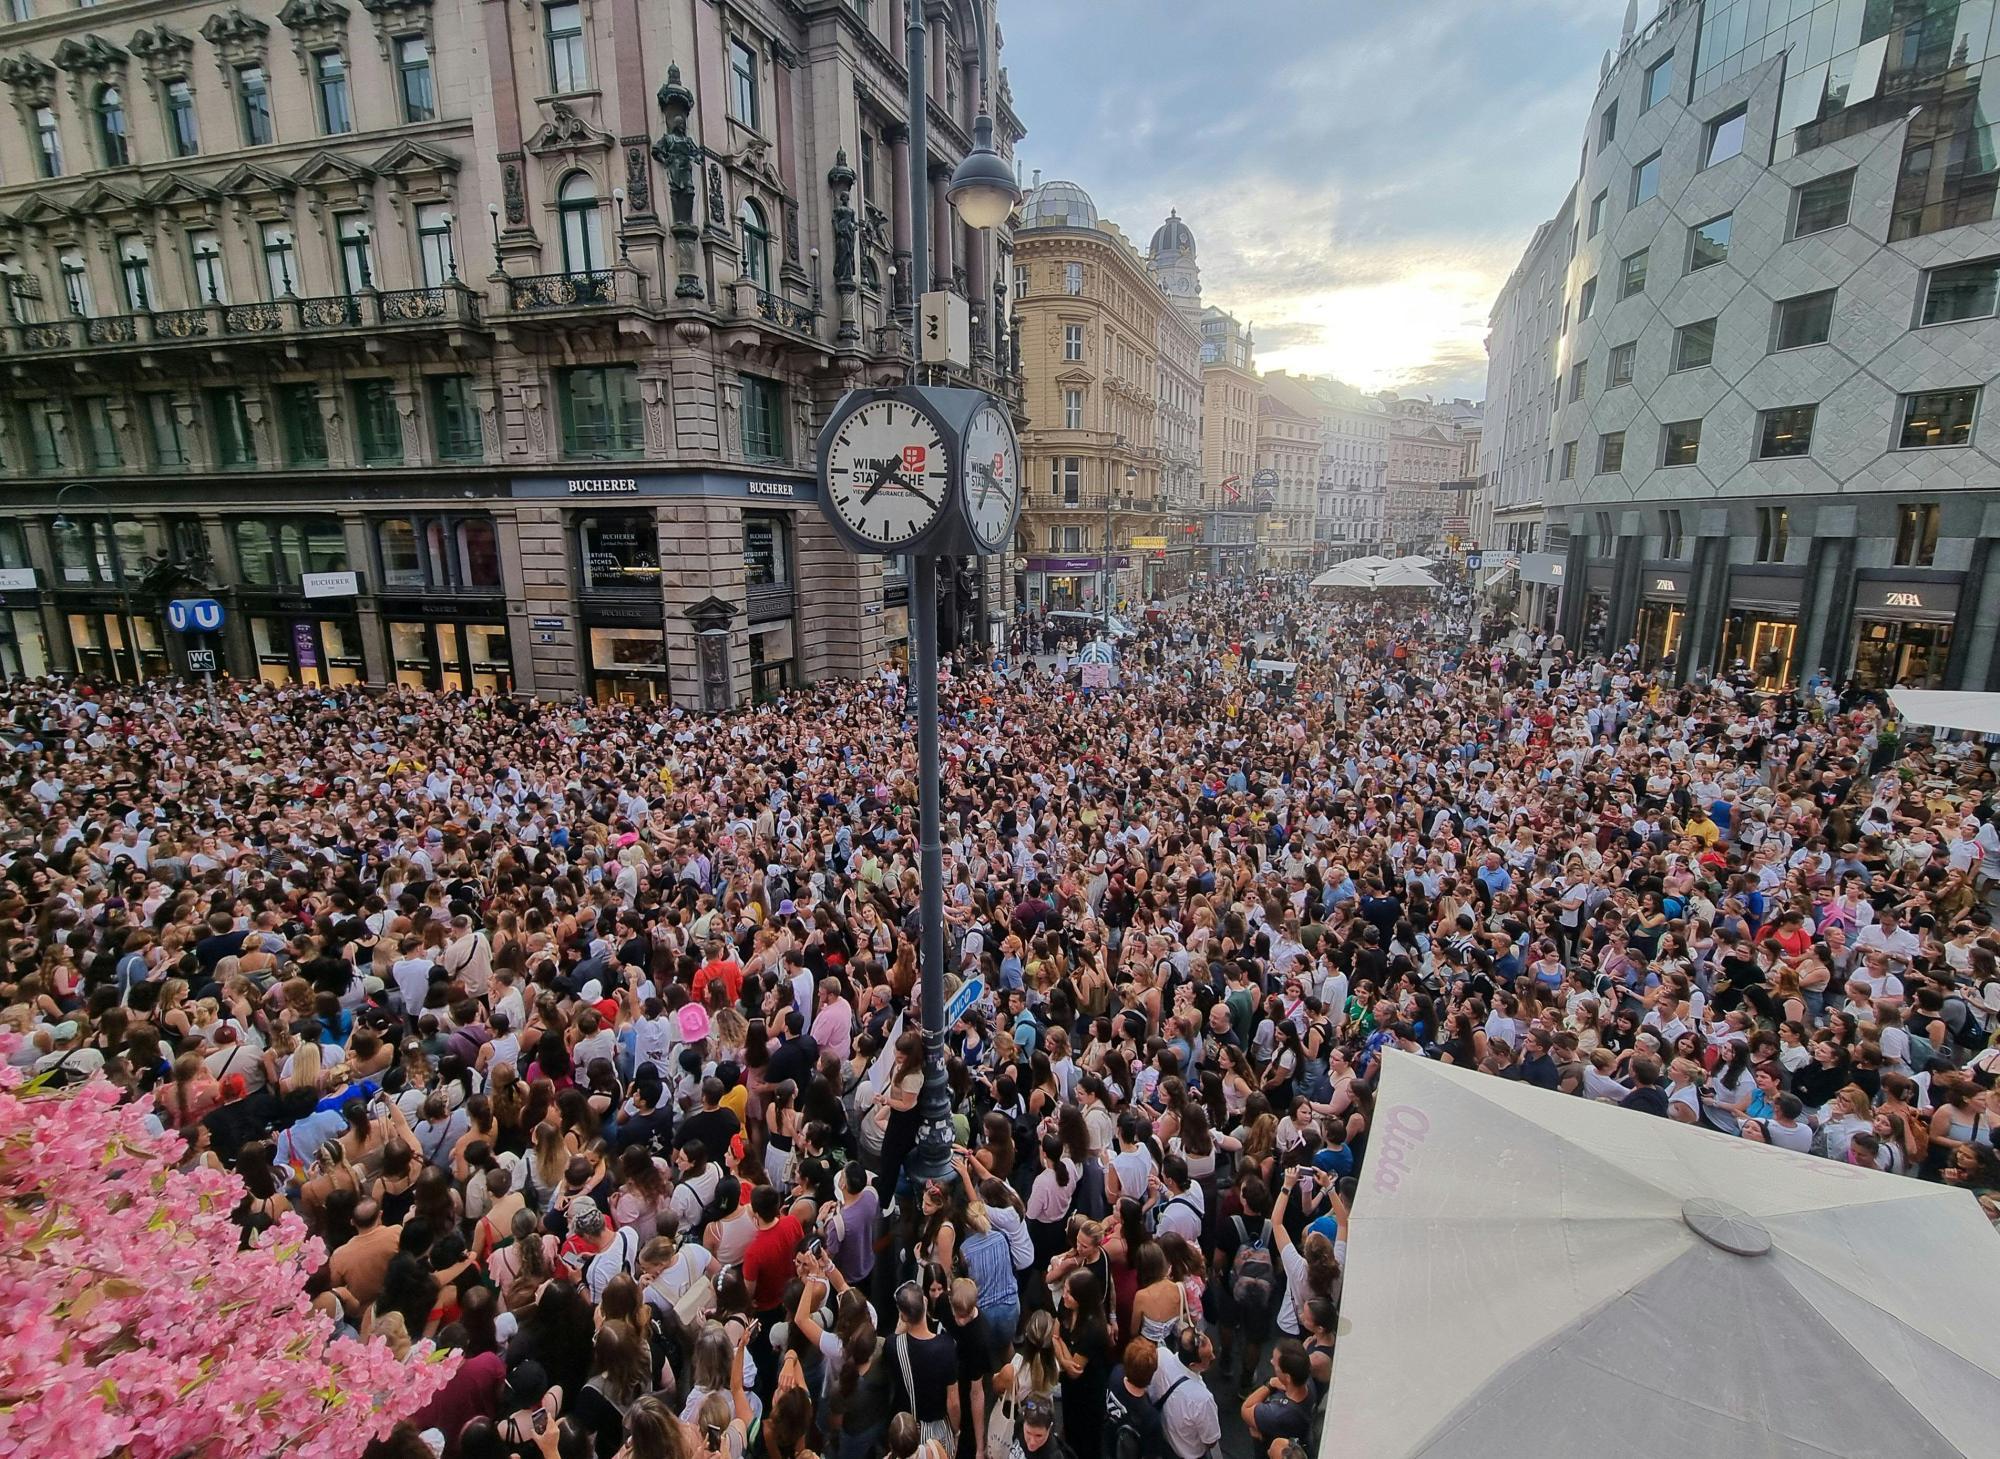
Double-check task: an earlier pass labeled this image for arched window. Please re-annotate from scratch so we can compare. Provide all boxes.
[95,85,128,168]
[557,172,603,275]
[738,198,771,292]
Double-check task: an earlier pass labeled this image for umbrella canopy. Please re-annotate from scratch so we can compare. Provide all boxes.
[1344,554,1392,569]
[1325,1053,2000,1459]
[1891,688,2000,736]
[1369,561,1442,589]
[1311,564,1377,589]
[1398,554,1436,569]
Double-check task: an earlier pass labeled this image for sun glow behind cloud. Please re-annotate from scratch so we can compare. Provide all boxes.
[1237,262,1506,396]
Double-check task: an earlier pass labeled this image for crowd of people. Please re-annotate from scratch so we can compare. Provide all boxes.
[5,575,2000,1459]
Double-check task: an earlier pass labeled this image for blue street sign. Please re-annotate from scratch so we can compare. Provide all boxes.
[1079,640,1116,665]
[945,974,985,1027]
[1465,553,1483,571]
[167,598,225,633]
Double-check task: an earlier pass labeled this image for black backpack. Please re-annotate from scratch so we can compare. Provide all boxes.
[1229,1215,1278,1333]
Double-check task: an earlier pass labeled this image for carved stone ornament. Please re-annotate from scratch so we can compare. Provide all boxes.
[200,9,272,68]
[783,199,800,263]
[623,142,653,217]
[653,117,698,227]
[128,24,197,81]
[277,0,351,52]
[525,101,614,157]
[706,161,726,226]
[357,0,433,58]
[502,159,527,226]
[52,35,128,78]
[0,54,58,106]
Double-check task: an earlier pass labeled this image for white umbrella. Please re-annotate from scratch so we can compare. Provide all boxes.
[1311,564,1377,589]
[1398,554,1436,569]
[1344,554,1392,570]
[1891,688,2000,736]
[1369,561,1442,590]
[1325,1053,2000,1459]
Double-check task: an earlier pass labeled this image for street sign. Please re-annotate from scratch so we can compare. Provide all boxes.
[186,648,217,673]
[1466,553,1483,570]
[167,598,224,633]
[1443,515,1471,533]
[1131,535,1168,550]
[945,975,985,1027]
[1078,640,1116,664]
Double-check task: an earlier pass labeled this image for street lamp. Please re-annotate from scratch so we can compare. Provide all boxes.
[51,481,138,683]
[901,0,1016,1191]
[439,210,458,280]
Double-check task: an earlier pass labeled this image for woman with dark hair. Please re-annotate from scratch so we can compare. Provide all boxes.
[873,1028,926,1203]
[231,1139,293,1247]
[506,1278,595,1398]
[1051,1267,1111,1459]
[525,1031,574,1088]
[570,1318,651,1459]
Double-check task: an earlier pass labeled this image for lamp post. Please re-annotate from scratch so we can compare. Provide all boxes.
[902,0,1020,1191]
[439,211,458,281]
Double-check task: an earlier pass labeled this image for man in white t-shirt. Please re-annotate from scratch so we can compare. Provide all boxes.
[1856,908,1919,968]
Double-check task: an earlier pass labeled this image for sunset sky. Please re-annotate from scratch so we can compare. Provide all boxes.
[1004,0,1628,399]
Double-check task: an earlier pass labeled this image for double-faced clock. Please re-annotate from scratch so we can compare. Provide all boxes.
[822,395,952,550]
[961,399,1022,552]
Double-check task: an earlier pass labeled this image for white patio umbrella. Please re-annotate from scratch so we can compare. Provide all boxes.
[1343,554,1392,570]
[1310,563,1378,589]
[1397,554,1436,569]
[1325,1053,2000,1459]
[1369,561,1442,590]
[1891,688,2000,736]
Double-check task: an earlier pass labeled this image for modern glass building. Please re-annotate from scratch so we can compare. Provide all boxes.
[1544,0,2000,690]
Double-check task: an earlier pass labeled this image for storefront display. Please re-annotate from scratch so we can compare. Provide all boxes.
[1849,579,1960,690]
[587,625,669,701]
[389,620,512,694]
[249,616,365,686]
[1634,567,1688,669]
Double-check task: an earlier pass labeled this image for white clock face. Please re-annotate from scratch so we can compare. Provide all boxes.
[962,402,1021,551]
[824,399,950,548]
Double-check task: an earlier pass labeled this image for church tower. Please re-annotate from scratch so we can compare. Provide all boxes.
[1147,210,1202,323]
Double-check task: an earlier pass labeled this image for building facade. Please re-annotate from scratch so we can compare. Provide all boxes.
[1199,304,1258,574]
[1479,186,1574,625]
[0,0,1023,700]
[1382,395,1465,550]
[1146,210,1203,594]
[1254,372,1323,569]
[1543,0,2000,690]
[1011,180,1195,612]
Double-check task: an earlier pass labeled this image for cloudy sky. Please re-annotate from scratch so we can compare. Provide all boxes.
[1003,0,1627,400]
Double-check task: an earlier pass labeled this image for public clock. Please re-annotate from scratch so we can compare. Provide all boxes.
[961,399,1022,552]
[823,397,952,549]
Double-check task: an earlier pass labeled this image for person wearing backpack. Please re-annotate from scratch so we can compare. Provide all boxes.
[1210,1173,1278,1389]
[1101,1338,1171,1459]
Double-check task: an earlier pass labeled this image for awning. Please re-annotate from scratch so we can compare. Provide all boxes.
[1891,689,2000,735]
[1519,551,1567,586]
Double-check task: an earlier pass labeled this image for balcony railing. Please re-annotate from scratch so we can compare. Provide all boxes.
[507,270,616,311]
[5,286,483,357]
[753,287,818,333]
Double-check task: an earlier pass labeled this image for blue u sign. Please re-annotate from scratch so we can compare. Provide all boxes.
[167,598,224,633]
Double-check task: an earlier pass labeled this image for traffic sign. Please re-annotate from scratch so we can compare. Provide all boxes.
[186,648,218,673]
[945,975,985,1027]
[167,598,224,633]
[1078,640,1116,664]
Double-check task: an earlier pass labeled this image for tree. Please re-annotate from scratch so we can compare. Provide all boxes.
[0,1057,457,1459]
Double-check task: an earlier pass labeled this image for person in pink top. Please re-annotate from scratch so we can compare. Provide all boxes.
[810,976,854,1060]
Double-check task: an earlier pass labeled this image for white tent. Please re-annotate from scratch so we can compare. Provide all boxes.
[1398,554,1436,569]
[1311,564,1378,589]
[1324,1053,2000,1459]
[1344,554,1392,569]
[1891,688,2000,736]
[1369,561,1442,590]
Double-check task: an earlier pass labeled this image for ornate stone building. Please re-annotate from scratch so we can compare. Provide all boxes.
[0,0,1022,699]
[1012,180,1197,611]
[1198,304,1257,575]
[1253,372,1321,570]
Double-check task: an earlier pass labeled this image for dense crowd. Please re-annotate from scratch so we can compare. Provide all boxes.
[4,576,1999,1459]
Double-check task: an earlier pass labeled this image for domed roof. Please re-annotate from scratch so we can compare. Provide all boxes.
[1151,210,1196,257]
[1020,180,1098,230]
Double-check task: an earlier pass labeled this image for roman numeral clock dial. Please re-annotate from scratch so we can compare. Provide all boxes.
[825,399,951,550]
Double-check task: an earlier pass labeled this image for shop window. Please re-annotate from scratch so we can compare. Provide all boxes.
[1688,214,1730,272]
[277,384,328,466]
[233,517,346,587]
[578,511,660,590]
[1772,290,1834,351]
[1754,507,1789,563]
[387,621,510,693]
[1920,257,2000,326]
[558,366,642,458]
[588,625,668,700]
[375,514,501,590]
[1897,389,1979,449]
[744,512,791,587]
[740,373,785,460]
[750,621,795,702]
[1757,405,1816,459]
[1894,503,1940,567]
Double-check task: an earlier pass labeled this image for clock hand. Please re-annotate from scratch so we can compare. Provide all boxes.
[858,457,901,505]
[971,463,993,506]
[902,478,939,510]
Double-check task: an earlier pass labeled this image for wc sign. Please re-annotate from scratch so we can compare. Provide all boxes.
[166,598,225,634]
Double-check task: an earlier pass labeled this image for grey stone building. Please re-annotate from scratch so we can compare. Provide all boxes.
[1545,0,2000,690]
[0,0,1022,702]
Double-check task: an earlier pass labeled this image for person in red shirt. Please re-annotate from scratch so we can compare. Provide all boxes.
[740,1184,803,1316]
[694,937,743,1007]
